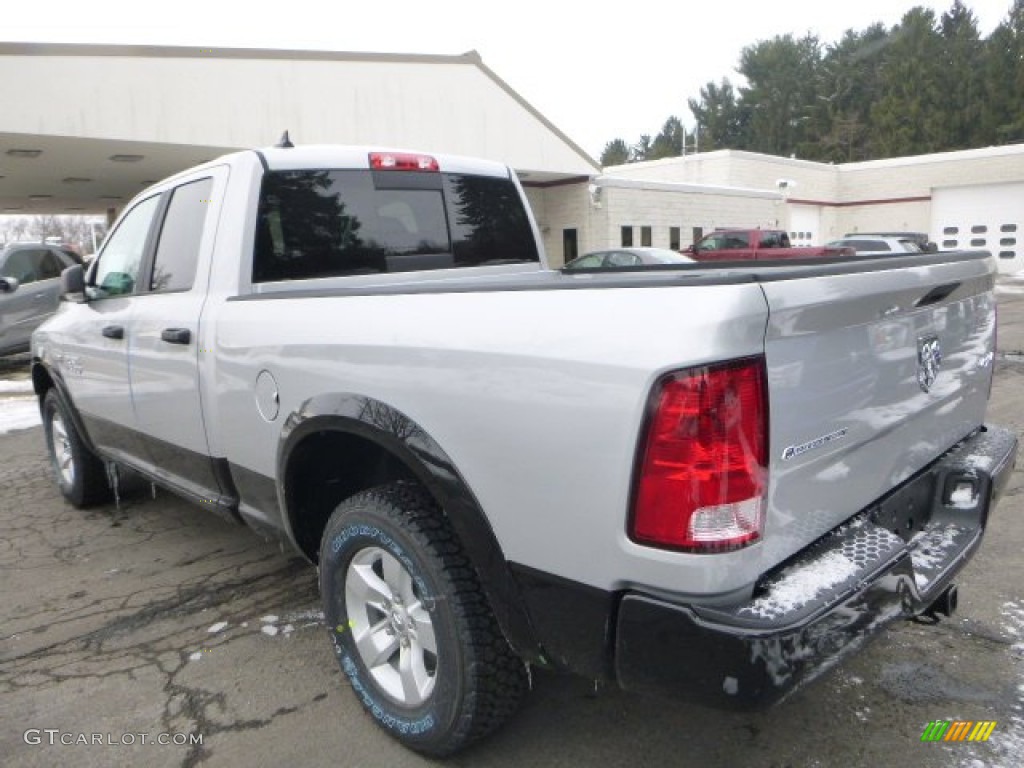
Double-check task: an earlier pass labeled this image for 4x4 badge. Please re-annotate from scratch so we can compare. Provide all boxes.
[917,336,942,392]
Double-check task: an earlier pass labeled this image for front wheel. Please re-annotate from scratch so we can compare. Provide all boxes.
[42,389,110,507]
[319,482,527,756]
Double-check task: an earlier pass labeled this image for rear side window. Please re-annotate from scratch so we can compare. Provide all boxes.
[253,169,538,282]
[38,249,66,279]
[150,177,214,293]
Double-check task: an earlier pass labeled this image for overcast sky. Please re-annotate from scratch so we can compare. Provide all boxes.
[4,0,1016,160]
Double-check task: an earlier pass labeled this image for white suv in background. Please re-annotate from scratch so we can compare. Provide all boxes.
[827,235,926,256]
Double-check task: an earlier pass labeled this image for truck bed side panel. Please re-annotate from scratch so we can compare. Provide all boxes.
[214,281,770,594]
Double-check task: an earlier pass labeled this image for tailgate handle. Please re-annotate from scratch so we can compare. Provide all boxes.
[161,328,192,345]
[101,325,124,340]
[916,282,960,307]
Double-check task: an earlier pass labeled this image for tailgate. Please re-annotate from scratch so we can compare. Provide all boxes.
[758,254,996,567]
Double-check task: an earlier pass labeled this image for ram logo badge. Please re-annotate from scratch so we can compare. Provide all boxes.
[917,335,942,393]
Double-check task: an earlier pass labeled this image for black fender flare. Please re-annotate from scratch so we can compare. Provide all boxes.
[276,393,544,663]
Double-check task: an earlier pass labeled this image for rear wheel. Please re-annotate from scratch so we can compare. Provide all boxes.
[42,389,110,507]
[319,482,527,756]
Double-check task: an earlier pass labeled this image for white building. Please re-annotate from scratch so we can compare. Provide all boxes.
[1,42,1021,272]
[579,145,1024,273]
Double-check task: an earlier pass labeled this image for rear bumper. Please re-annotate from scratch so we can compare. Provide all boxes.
[615,424,1018,708]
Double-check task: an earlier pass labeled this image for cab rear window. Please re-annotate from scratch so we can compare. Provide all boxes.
[253,170,539,282]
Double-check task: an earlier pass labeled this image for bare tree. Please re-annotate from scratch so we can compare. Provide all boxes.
[0,214,106,253]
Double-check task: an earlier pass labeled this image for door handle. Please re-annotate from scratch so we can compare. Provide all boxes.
[161,328,191,345]
[102,325,124,340]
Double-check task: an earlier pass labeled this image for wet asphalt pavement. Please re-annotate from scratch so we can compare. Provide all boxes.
[2,280,1023,768]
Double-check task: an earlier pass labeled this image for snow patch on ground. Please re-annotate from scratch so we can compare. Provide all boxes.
[207,621,228,634]
[0,396,41,434]
[254,608,321,637]
[283,608,324,624]
[994,283,1024,296]
[0,379,34,394]
[958,602,1024,767]
[743,551,859,619]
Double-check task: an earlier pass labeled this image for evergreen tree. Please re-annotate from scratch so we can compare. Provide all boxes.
[736,33,822,157]
[869,7,944,158]
[687,79,746,151]
[633,134,653,162]
[937,1,983,149]
[600,2,1023,163]
[600,138,631,166]
[649,116,686,159]
[816,24,890,162]
[981,0,1024,144]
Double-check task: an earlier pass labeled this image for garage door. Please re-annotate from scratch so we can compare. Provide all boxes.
[788,204,822,246]
[931,182,1024,274]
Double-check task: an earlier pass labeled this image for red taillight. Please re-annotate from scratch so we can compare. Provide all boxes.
[369,152,439,172]
[631,358,768,552]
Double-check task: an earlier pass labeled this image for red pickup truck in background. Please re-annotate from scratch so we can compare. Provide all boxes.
[685,229,855,261]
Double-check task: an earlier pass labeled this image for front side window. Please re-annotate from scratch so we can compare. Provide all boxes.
[150,178,214,293]
[566,253,604,269]
[1,249,46,284]
[90,195,161,298]
[253,169,538,283]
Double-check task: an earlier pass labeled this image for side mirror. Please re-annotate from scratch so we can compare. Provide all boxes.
[60,264,86,302]
[0,276,19,293]
[684,244,696,254]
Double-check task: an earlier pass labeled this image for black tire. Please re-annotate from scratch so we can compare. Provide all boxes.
[319,482,527,756]
[42,388,111,507]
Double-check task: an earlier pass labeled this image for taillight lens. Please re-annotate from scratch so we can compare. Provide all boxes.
[369,152,439,172]
[631,358,768,552]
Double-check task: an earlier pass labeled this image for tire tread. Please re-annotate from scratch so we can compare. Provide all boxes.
[320,482,527,756]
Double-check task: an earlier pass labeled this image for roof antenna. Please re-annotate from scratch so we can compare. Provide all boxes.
[276,130,294,148]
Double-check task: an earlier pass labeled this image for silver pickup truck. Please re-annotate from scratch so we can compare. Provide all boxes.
[30,145,1018,756]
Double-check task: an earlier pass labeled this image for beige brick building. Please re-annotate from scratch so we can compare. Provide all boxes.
[531,145,1024,273]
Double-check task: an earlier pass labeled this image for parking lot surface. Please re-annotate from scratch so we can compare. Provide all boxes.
[2,278,1023,768]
